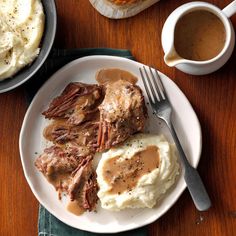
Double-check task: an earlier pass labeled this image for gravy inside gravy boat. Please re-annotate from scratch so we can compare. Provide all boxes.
[162,1,236,75]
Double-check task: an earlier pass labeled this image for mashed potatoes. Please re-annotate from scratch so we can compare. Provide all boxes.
[0,0,45,80]
[97,133,179,211]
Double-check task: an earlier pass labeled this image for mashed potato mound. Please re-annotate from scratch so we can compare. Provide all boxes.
[96,133,180,211]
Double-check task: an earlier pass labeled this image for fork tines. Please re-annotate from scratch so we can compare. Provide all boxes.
[139,66,167,104]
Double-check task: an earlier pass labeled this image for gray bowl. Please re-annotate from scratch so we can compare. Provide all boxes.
[0,0,57,93]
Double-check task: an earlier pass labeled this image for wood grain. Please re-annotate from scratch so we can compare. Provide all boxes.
[0,0,235,235]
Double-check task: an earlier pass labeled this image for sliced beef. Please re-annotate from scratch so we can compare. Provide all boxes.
[97,80,147,151]
[42,82,104,125]
[36,77,148,214]
[69,157,98,211]
[43,115,99,147]
[34,144,93,187]
[35,143,98,210]
[43,119,78,144]
[82,173,98,210]
[35,145,79,177]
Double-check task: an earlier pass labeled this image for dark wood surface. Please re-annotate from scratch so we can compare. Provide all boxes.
[0,0,235,235]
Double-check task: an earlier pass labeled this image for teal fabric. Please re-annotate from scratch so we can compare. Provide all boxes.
[39,206,148,236]
[24,48,148,236]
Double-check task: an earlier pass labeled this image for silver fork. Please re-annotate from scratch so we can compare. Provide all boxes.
[140,66,211,211]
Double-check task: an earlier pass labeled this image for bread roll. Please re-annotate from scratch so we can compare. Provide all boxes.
[89,0,160,19]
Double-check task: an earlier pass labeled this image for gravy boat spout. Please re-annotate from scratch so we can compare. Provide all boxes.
[164,47,188,67]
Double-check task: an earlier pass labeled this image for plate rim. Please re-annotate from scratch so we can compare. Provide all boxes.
[19,55,202,233]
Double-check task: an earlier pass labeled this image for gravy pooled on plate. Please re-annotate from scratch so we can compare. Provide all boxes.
[174,10,226,61]
[96,68,138,85]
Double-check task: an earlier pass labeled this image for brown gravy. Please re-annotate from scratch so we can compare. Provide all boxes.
[96,68,138,85]
[67,200,85,216]
[47,172,71,187]
[103,145,160,194]
[43,119,66,141]
[47,173,71,199]
[174,10,226,61]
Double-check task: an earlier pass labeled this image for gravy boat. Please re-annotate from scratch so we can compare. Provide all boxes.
[161,1,236,75]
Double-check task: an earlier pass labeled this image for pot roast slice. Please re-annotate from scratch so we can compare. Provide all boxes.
[43,114,99,147]
[97,79,147,151]
[35,143,98,211]
[68,156,98,211]
[34,143,93,193]
[42,82,104,126]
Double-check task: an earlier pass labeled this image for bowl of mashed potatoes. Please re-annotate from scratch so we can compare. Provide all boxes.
[0,0,57,93]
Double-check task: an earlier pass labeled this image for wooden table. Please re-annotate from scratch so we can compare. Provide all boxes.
[0,0,235,235]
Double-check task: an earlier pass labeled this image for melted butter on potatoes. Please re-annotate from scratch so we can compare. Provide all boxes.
[96,133,180,211]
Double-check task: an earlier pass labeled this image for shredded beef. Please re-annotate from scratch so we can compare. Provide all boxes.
[97,80,147,151]
[42,82,104,125]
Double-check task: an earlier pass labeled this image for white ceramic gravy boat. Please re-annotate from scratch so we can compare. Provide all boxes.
[161,1,236,75]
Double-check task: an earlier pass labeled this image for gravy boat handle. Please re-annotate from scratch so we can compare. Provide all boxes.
[222,0,236,18]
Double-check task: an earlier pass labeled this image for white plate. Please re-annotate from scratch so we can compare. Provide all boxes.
[19,56,202,233]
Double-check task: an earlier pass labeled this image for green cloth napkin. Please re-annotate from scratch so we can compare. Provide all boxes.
[24,48,148,236]
[39,206,148,236]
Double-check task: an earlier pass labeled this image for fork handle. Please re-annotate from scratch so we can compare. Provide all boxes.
[167,123,212,211]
